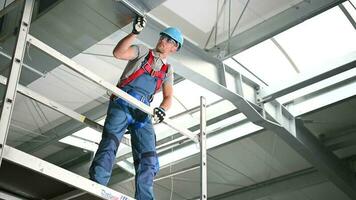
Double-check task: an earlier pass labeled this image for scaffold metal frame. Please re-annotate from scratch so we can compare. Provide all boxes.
[0,0,356,199]
[200,96,207,200]
[2,145,135,200]
[0,1,207,199]
[0,75,132,146]
[0,0,34,166]
[25,35,198,143]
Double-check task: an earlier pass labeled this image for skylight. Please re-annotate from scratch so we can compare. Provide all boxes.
[232,39,298,85]
[225,5,356,87]
[274,6,356,75]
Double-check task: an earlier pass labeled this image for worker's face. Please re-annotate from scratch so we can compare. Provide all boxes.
[156,35,179,54]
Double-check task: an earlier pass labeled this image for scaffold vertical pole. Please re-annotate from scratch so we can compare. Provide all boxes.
[0,0,34,166]
[200,96,207,200]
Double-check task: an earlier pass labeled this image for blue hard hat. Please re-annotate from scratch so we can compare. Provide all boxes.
[160,27,184,50]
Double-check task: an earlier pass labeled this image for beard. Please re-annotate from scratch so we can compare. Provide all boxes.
[156,44,164,53]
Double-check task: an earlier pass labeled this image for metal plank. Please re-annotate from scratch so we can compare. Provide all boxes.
[0,0,34,166]
[2,145,134,200]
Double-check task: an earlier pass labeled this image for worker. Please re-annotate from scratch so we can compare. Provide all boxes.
[89,15,183,200]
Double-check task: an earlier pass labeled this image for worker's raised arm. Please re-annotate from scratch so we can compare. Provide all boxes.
[113,33,138,60]
[113,16,146,60]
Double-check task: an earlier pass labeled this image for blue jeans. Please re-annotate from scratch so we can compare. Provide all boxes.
[89,101,159,200]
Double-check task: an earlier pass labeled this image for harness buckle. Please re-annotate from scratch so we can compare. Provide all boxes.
[150,70,156,77]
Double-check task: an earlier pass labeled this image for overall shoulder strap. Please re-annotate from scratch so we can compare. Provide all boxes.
[118,50,154,88]
[154,63,170,93]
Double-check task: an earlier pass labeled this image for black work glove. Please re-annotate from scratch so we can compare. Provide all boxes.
[153,107,166,123]
[132,16,146,35]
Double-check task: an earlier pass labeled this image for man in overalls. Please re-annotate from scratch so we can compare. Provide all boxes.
[89,16,183,200]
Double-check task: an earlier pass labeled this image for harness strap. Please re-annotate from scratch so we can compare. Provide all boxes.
[118,51,155,88]
[154,64,168,93]
[118,50,169,94]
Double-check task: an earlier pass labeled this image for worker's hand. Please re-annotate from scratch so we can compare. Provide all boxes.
[132,16,146,35]
[153,107,166,123]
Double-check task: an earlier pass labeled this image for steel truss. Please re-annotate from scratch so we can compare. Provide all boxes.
[1,0,356,199]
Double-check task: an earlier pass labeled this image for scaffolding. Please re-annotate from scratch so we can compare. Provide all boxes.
[0,0,207,199]
[1,0,356,199]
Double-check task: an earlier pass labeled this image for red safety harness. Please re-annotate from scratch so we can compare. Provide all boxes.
[119,50,169,93]
[111,50,169,100]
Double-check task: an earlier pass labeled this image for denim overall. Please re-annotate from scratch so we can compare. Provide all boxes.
[89,67,162,200]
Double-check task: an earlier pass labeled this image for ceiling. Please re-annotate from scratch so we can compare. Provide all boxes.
[0,0,355,200]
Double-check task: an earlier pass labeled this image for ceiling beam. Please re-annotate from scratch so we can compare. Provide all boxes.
[339,4,356,30]
[260,53,356,102]
[207,0,346,60]
[116,0,168,16]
